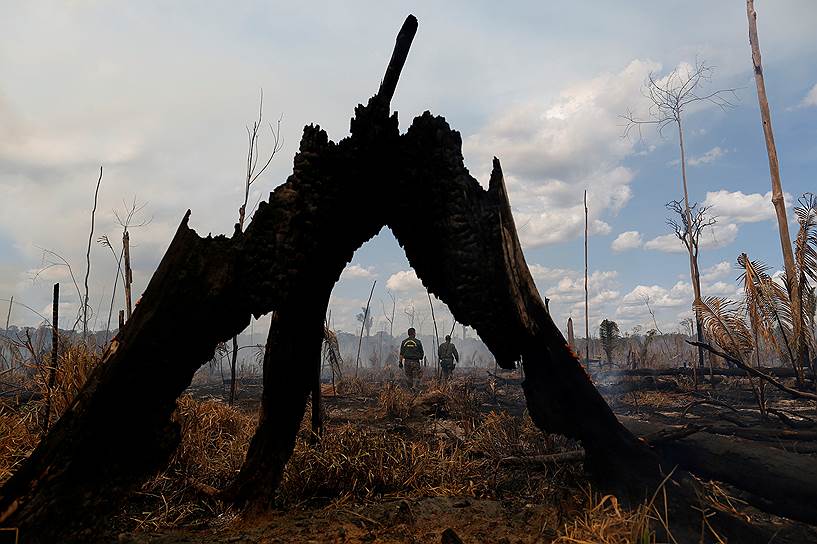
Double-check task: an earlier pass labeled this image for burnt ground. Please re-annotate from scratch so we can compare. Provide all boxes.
[102,366,817,542]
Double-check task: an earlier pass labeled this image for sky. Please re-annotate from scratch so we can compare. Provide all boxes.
[1,1,816,343]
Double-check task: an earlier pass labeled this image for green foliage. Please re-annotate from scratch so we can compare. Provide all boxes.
[599,319,621,366]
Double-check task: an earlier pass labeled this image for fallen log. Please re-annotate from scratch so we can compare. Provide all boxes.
[593,366,814,379]
[688,341,817,402]
[622,416,817,525]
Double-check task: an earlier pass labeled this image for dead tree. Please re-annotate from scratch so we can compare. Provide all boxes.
[41,283,59,437]
[623,60,736,368]
[230,91,283,404]
[746,0,809,372]
[667,199,716,366]
[583,190,590,364]
[81,168,103,338]
[0,16,764,543]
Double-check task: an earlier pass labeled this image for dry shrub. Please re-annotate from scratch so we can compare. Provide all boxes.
[32,338,101,421]
[442,383,483,420]
[336,375,375,397]
[0,403,39,484]
[465,411,572,458]
[377,382,413,419]
[1,337,101,485]
[132,395,255,529]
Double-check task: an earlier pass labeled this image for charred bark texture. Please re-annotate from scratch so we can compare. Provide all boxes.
[624,417,817,525]
[0,14,765,542]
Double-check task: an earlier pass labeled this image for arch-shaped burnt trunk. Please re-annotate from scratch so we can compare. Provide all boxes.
[1,15,706,543]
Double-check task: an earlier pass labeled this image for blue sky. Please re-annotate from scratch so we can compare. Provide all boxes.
[1,1,815,340]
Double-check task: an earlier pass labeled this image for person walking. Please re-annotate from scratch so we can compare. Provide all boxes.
[399,327,424,390]
[438,335,459,382]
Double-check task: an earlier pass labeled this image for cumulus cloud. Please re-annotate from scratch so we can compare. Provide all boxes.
[626,282,688,307]
[701,261,732,282]
[643,233,684,253]
[702,190,786,224]
[688,146,727,166]
[386,269,423,292]
[464,59,662,247]
[611,230,642,252]
[341,264,376,279]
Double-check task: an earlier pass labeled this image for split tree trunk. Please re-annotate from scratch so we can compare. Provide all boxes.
[0,14,765,542]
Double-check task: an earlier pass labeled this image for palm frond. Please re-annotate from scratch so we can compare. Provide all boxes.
[695,296,754,360]
[737,254,789,354]
[794,193,817,284]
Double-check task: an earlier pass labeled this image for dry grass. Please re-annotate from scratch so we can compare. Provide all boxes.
[0,338,101,482]
[131,395,255,529]
[377,381,414,419]
[0,352,693,541]
[336,375,376,397]
[556,490,660,544]
[0,402,39,483]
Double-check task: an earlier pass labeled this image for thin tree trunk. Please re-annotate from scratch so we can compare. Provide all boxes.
[229,336,238,405]
[676,118,706,369]
[746,0,805,380]
[82,167,103,338]
[428,291,440,374]
[584,190,589,365]
[355,280,376,377]
[5,295,12,331]
[42,283,59,437]
[123,230,133,321]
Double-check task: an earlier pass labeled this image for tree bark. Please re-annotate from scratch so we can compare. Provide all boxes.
[41,283,59,437]
[623,417,817,525]
[583,190,590,365]
[746,0,806,380]
[123,230,133,321]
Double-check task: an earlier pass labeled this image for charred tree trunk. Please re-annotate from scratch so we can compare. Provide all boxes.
[0,14,766,542]
[222,291,329,507]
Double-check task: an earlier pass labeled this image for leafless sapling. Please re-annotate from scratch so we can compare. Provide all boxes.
[622,59,737,367]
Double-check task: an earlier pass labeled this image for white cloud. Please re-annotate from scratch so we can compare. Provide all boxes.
[528,264,573,282]
[702,190,786,224]
[621,283,688,309]
[341,264,376,279]
[643,233,685,253]
[701,261,732,282]
[644,222,738,253]
[611,230,642,252]
[385,269,423,293]
[688,146,726,166]
[465,59,662,247]
[798,83,817,108]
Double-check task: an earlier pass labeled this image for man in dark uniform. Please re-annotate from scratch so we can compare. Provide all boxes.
[399,327,424,390]
[438,335,459,382]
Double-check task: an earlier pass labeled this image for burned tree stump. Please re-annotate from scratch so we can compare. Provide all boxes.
[0,14,774,543]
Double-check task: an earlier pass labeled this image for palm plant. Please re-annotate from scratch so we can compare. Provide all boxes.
[695,193,817,392]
